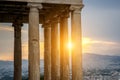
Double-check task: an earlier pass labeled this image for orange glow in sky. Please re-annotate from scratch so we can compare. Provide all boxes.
[0,37,118,61]
[82,38,92,48]
[67,37,92,53]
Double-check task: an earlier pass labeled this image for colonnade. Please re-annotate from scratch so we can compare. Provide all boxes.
[12,3,83,80]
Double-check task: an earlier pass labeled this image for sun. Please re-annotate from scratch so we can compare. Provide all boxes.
[66,37,92,53]
[67,41,73,50]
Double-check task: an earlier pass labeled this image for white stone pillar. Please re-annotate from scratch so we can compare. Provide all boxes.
[51,21,60,80]
[60,13,70,80]
[44,24,51,80]
[28,3,42,80]
[70,5,84,80]
[12,20,23,80]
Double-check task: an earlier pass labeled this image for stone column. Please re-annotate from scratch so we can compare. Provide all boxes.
[60,13,70,80]
[70,5,84,80]
[12,20,23,80]
[51,20,60,80]
[43,24,51,80]
[28,3,42,80]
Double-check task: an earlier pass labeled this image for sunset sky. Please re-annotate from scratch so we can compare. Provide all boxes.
[0,0,120,61]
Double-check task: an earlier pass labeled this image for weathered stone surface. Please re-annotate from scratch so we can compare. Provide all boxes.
[44,25,51,80]
[0,0,82,4]
[13,20,22,80]
[28,7,40,80]
[0,0,83,23]
[51,22,60,80]
[71,5,83,80]
[60,14,70,80]
[0,1,70,23]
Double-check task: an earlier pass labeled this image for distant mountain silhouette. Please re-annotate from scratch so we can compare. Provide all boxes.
[83,53,120,70]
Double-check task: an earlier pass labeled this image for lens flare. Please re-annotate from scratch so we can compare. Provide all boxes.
[67,42,73,50]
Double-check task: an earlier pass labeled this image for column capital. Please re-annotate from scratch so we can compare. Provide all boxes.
[43,23,51,28]
[51,18,59,24]
[60,11,70,19]
[70,4,84,13]
[12,20,23,28]
[28,3,43,10]
[12,16,23,27]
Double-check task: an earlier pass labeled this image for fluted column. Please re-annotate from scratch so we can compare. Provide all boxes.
[70,5,84,80]
[28,3,42,80]
[60,13,69,80]
[44,24,51,80]
[12,20,23,80]
[51,20,60,80]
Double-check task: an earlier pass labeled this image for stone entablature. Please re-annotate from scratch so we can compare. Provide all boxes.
[0,0,82,5]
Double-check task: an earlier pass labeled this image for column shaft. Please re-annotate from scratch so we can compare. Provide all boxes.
[44,25,51,80]
[13,23,22,80]
[29,7,40,80]
[60,17,69,80]
[71,5,83,80]
[51,22,60,80]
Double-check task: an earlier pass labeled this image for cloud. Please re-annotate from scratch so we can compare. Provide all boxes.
[82,37,120,56]
[0,26,13,32]
[0,26,27,33]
